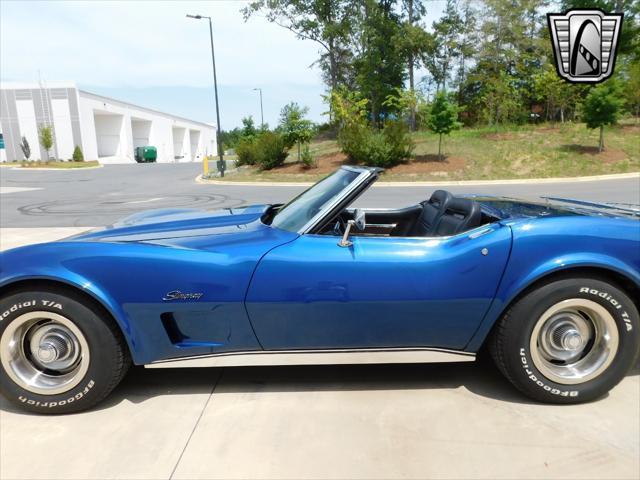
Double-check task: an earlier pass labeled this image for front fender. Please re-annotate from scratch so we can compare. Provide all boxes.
[0,243,138,360]
[0,238,268,364]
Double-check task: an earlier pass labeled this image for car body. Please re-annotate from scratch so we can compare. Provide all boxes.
[1,166,638,411]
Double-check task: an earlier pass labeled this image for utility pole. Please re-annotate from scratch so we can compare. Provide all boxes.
[187,13,225,177]
[253,88,264,129]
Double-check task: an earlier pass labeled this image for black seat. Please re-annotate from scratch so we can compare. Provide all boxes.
[434,197,482,236]
[410,190,453,236]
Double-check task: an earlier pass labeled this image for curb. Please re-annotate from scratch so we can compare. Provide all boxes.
[9,164,104,171]
[195,171,640,187]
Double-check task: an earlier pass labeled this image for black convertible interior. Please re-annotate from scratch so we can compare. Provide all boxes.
[320,190,499,238]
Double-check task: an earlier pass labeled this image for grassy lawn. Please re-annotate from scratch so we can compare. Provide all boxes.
[217,120,639,183]
[17,160,101,169]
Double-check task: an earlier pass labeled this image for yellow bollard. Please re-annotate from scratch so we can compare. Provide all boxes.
[203,155,209,177]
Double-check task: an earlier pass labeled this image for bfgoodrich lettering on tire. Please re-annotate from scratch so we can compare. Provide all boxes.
[0,288,130,414]
[489,277,639,403]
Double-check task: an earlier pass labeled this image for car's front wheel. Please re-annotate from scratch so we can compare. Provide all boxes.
[490,277,639,403]
[0,288,130,413]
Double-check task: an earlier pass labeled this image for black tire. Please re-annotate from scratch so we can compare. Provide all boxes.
[0,288,131,414]
[489,277,639,404]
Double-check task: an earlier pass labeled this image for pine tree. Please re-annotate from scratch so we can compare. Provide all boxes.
[72,145,84,162]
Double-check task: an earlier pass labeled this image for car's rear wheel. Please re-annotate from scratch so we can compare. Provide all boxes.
[490,277,639,403]
[0,288,130,413]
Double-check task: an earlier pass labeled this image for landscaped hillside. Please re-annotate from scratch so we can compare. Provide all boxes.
[219,120,639,182]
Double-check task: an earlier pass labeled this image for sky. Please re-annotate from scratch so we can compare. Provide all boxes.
[1,0,445,129]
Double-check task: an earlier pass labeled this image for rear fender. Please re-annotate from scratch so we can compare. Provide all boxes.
[466,252,640,351]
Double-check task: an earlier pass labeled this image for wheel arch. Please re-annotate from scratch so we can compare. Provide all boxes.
[0,277,135,362]
[467,265,640,352]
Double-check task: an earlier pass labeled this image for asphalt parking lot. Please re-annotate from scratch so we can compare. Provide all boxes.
[0,164,639,479]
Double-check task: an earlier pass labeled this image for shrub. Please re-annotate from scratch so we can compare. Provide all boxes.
[338,120,413,168]
[381,121,414,164]
[300,144,316,169]
[72,145,84,162]
[235,137,258,166]
[236,131,290,170]
[255,131,289,170]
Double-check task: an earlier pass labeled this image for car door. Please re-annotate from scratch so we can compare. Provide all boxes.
[245,223,512,350]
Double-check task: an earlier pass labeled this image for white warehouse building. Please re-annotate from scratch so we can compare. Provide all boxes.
[0,82,216,164]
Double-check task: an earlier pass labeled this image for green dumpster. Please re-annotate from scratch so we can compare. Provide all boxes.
[134,146,157,163]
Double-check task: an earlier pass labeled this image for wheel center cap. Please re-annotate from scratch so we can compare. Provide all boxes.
[37,343,58,363]
[35,334,70,364]
[561,330,584,351]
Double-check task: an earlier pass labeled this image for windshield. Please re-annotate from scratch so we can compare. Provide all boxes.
[271,168,364,232]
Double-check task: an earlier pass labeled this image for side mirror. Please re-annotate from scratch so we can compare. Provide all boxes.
[354,209,366,231]
[338,210,366,248]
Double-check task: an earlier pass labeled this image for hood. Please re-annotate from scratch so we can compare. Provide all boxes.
[467,195,640,220]
[68,204,273,243]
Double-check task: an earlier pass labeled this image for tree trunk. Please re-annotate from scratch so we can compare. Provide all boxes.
[408,58,416,130]
[407,0,416,131]
[560,108,564,124]
[297,142,301,162]
[599,126,604,152]
[438,133,443,161]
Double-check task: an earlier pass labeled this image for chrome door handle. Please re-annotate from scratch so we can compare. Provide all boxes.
[468,227,493,239]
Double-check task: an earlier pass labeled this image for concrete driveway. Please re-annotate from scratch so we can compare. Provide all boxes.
[1,166,639,479]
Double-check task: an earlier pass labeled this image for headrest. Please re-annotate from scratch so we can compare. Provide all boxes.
[445,197,480,218]
[428,190,453,208]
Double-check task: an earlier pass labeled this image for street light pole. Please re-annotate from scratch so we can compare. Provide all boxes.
[253,87,264,129]
[187,14,225,177]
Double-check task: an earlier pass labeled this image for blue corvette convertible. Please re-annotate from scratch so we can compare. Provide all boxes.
[1,166,638,413]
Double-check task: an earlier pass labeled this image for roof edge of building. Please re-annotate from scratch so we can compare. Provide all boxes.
[78,89,215,130]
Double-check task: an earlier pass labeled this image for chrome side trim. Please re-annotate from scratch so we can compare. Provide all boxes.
[365,223,398,228]
[145,347,475,369]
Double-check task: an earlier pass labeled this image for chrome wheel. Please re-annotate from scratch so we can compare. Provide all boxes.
[0,311,90,395]
[530,299,619,385]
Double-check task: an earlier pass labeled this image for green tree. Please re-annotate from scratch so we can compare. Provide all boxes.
[352,0,406,126]
[623,61,640,121]
[465,0,548,124]
[454,0,478,102]
[396,0,433,129]
[326,87,369,128]
[241,116,257,138]
[383,87,426,128]
[427,92,462,160]
[72,145,84,162]
[425,0,463,92]
[533,66,580,122]
[582,81,625,152]
[473,71,523,126]
[38,125,53,160]
[19,136,30,161]
[243,0,354,92]
[278,102,316,161]
[219,127,244,151]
